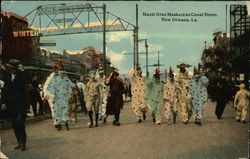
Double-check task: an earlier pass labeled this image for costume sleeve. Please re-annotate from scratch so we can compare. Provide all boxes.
[159,83,164,100]
[128,67,136,81]
[43,73,55,98]
[95,70,101,81]
[67,78,75,88]
[99,83,104,97]
[65,78,75,98]
[145,77,153,88]
[85,81,91,97]
[188,78,194,97]
[163,83,169,100]
[234,91,239,106]
[247,91,250,99]
[201,76,209,87]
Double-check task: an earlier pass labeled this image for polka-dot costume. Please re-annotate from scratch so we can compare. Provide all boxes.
[43,73,75,125]
[189,75,209,120]
[95,73,109,118]
[176,72,192,123]
[128,67,148,120]
[163,79,178,121]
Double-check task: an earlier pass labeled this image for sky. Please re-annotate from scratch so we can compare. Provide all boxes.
[2,1,247,75]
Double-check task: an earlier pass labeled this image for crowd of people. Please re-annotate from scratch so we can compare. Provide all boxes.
[0,59,249,152]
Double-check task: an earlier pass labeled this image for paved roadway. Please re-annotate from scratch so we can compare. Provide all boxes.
[0,100,249,159]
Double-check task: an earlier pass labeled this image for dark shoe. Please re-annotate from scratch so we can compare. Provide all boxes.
[89,124,93,128]
[137,119,142,123]
[57,124,62,131]
[152,117,156,123]
[99,116,103,121]
[197,120,202,126]
[14,145,21,150]
[65,122,70,130]
[55,124,59,129]
[242,120,246,124]
[183,120,188,124]
[143,113,146,120]
[173,114,176,124]
[95,114,99,127]
[217,115,221,120]
[89,123,93,128]
[237,119,240,122]
[21,144,26,151]
[113,122,120,126]
[103,117,107,123]
[194,119,198,124]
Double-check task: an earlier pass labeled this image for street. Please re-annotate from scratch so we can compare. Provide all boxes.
[0,100,248,159]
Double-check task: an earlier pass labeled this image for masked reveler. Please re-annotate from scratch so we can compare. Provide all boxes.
[128,65,149,123]
[176,63,192,124]
[104,70,125,126]
[43,60,75,131]
[84,72,103,128]
[234,83,250,123]
[145,68,163,125]
[189,65,209,126]
[163,66,178,125]
[95,66,109,122]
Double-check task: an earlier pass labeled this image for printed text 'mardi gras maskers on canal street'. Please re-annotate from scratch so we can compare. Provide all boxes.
[142,12,218,22]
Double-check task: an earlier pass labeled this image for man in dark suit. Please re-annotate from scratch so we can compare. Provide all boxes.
[105,71,125,126]
[2,59,28,151]
[29,74,44,116]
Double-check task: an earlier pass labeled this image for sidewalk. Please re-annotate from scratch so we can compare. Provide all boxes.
[0,114,51,130]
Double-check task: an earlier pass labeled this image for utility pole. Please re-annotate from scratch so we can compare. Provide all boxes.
[157,50,160,70]
[103,4,107,75]
[145,39,149,77]
[125,38,149,77]
[226,4,227,33]
[135,4,139,66]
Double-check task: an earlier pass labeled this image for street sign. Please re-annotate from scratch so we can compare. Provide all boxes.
[54,18,74,23]
[39,39,56,46]
[38,3,93,16]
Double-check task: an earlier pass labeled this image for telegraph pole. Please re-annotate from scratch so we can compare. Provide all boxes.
[157,50,160,70]
[145,39,149,77]
[135,4,139,66]
[125,38,149,77]
[103,4,107,75]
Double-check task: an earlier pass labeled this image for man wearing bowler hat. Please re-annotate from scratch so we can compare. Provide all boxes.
[2,59,28,151]
[105,70,125,126]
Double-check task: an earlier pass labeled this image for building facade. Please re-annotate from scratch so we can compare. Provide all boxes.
[1,12,37,62]
[230,4,250,89]
[201,31,231,100]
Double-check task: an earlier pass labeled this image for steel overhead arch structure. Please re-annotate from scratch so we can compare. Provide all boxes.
[18,2,138,75]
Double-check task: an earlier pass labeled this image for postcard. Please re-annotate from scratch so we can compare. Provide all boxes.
[0,1,249,159]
